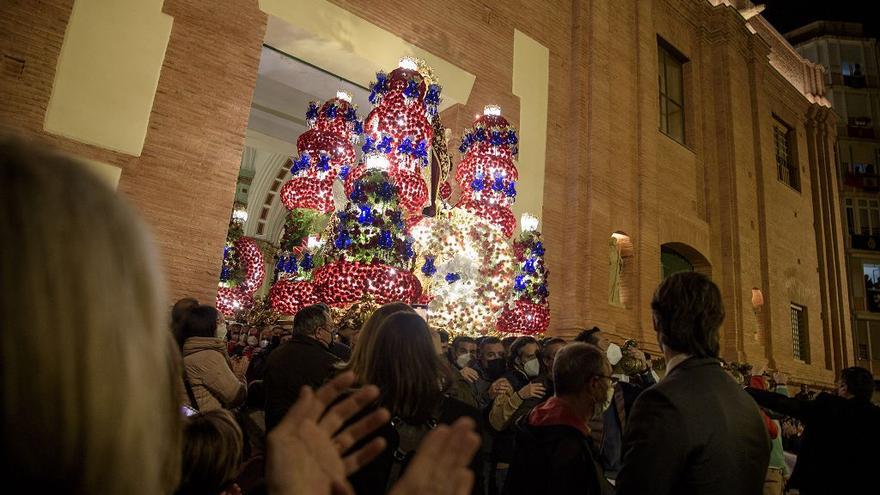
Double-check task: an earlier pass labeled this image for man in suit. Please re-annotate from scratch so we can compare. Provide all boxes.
[747,366,880,494]
[615,272,770,495]
[263,303,341,432]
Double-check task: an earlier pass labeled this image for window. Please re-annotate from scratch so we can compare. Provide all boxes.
[864,263,880,312]
[658,40,686,144]
[790,304,810,362]
[852,198,880,235]
[774,117,800,191]
[661,245,693,280]
[845,198,856,235]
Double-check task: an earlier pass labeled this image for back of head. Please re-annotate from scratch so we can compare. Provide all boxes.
[574,327,601,346]
[344,302,413,374]
[176,410,243,495]
[840,367,875,402]
[0,139,180,494]
[362,311,444,419]
[172,298,199,327]
[554,343,607,397]
[292,303,330,337]
[651,272,724,358]
[179,305,220,348]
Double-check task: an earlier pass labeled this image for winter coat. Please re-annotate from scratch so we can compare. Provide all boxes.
[182,337,247,412]
[505,396,608,495]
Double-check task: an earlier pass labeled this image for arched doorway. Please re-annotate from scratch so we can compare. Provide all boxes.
[660,242,710,279]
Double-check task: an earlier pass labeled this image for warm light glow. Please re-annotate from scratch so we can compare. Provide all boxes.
[521,213,539,232]
[232,206,248,223]
[398,57,418,71]
[336,91,352,103]
[483,104,502,116]
[364,154,390,171]
[307,235,323,249]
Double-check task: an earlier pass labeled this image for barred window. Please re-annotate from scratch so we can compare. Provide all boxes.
[774,117,800,191]
[790,304,810,362]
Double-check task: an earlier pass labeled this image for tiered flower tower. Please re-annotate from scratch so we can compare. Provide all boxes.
[496,213,550,334]
[217,208,266,316]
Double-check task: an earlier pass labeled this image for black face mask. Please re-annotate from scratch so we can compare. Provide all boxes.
[486,358,506,380]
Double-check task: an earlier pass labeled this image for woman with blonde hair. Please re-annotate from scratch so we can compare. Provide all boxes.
[0,139,182,494]
[176,409,244,495]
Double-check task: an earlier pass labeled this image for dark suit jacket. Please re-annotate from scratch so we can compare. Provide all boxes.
[616,357,770,495]
[747,389,880,494]
[263,334,340,432]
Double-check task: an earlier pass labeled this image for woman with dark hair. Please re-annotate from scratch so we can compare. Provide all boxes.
[181,305,246,412]
[347,311,484,494]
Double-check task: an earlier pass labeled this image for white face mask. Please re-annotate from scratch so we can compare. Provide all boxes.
[247,336,258,347]
[523,357,541,377]
[594,382,615,418]
[456,353,472,369]
[606,342,623,366]
[260,339,270,348]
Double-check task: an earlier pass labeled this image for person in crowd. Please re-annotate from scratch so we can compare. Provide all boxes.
[175,410,243,495]
[615,272,770,495]
[328,334,352,361]
[438,329,450,355]
[263,303,341,432]
[180,305,247,412]
[468,337,513,409]
[574,327,654,482]
[346,311,485,494]
[489,336,548,491]
[173,298,199,340]
[747,375,789,495]
[538,337,565,375]
[244,328,277,384]
[1,140,485,495]
[795,383,811,401]
[505,343,612,494]
[500,335,517,355]
[449,336,478,368]
[226,324,243,353]
[747,366,880,494]
[339,302,415,373]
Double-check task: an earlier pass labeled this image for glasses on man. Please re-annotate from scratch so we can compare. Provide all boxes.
[594,374,620,385]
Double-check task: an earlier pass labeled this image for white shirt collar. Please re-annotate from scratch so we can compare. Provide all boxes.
[663,353,693,379]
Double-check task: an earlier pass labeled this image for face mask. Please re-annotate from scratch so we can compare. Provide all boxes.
[523,358,540,377]
[215,321,227,340]
[247,336,258,346]
[456,353,472,369]
[606,343,623,366]
[594,382,615,418]
[260,339,269,348]
[486,358,506,380]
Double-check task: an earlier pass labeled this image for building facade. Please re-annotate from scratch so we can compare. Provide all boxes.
[787,21,880,377]
[0,0,851,386]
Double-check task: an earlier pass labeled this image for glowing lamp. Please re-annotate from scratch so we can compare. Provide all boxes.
[336,91,353,103]
[398,57,419,71]
[307,235,323,249]
[521,213,539,232]
[232,204,248,223]
[483,105,502,116]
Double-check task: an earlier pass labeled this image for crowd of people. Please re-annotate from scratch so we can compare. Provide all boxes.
[3,138,880,495]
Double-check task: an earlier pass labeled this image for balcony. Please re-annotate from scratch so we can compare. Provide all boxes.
[844,74,868,89]
[847,117,876,139]
[851,232,880,251]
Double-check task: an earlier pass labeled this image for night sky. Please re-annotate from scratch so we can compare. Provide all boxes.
[760,0,878,39]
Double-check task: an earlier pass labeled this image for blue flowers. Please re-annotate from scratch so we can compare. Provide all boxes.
[290,153,311,175]
[492,175,505,192]
[532,242,545,256]
[306,102,319,123]
[422,256,437,276]
[403,79,419,99]
[357,204,373,225]
[300,253,314,271]
[379,230,394,249]
[325,104,337,119]
[378,181,395,201]
[505,181,517,198]
[514,274,527,291]
[318,154,330,172]
[445,272,461,283]
[377,135,394,154]
[362,137,375,154]
[334,231,352,249]
[369,72,388,104]
[345,107,357,122]
[339,165,350,181]
[471,173,485,192]
[523,258,537,274]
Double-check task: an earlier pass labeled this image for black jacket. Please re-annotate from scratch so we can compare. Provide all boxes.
[747,389,880,494]
[348,395,484,495]
[505,417,606,495]
[616,357,770,495]
[263,334,340,432]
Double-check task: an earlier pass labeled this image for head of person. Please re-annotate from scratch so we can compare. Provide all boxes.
[259,329,273,349]
[176,410,243,495]
[501,336,517,353]
[540,337,566,374]
[271,326,284,338]
[478,337,506,379]
[172,298,199,337]
[438,329,450,354]
[293,303,334,348]
[508,336,541,378]
[574,326,625,367]
[450,336,477,368]
[837,366,874,402]
[227,324,242,342]
[358,311,450,420]
[343,302,415,372]
[553,343,614,419]
[651,272,724,359]
[179,305,221,348]
[1,139,181,494]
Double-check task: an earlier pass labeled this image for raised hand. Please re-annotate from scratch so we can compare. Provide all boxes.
[460,366,479,383]
[266,372,390,495]
[488,378,512,399]
[518,382,546,400]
